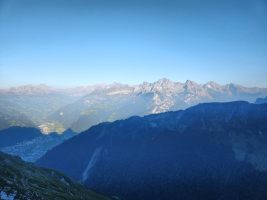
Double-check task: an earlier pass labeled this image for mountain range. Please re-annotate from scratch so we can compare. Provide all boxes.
[1,79,267,133]
[37,101,267,200]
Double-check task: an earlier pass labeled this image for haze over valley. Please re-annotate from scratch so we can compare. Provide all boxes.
[1,79,267,134]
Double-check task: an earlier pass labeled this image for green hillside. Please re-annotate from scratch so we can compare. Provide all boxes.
[0,152,109,200]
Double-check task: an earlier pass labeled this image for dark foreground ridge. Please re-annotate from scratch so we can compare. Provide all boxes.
[0,151,109,200]
[38,101,267,200]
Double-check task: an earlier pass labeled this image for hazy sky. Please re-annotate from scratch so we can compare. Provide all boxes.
[0,0,267,87]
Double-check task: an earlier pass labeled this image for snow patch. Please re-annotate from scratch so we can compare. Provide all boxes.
[81,146,103,182]
[60,177,70,186]
[0,191,16,200]
[107,90,132,95]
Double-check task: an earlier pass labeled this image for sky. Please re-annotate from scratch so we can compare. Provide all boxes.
[0,0,267,88]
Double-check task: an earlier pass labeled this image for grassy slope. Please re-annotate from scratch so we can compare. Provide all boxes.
[0,152,109,200]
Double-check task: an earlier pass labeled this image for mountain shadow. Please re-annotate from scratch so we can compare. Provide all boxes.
[37,101,267,200]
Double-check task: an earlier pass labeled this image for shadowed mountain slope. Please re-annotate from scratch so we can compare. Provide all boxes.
[256,96,267,104]
[0,127,42,148]
[38,101,267,200]
[0,129,76,162]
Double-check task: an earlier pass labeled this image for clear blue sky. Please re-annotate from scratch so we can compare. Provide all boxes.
[0,0,267,87]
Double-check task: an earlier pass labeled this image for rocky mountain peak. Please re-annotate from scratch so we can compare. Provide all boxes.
[204,81,222,90]
[184,80,198,87]
[155,78,172,85]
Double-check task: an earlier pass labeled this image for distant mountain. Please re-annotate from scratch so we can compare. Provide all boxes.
[0,84,106,96]
[37,101,267,200]
[48,79,267,132]
[0,152,109,200]
[0,84,81,132]
[0,127,42,148]
[0,99,35,130]
[255,96,267,104]
[0,110,34,130]
[0,129,76,162]
[1,79,267,132]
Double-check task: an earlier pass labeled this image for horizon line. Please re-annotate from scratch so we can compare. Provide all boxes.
[1,78,267,90]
